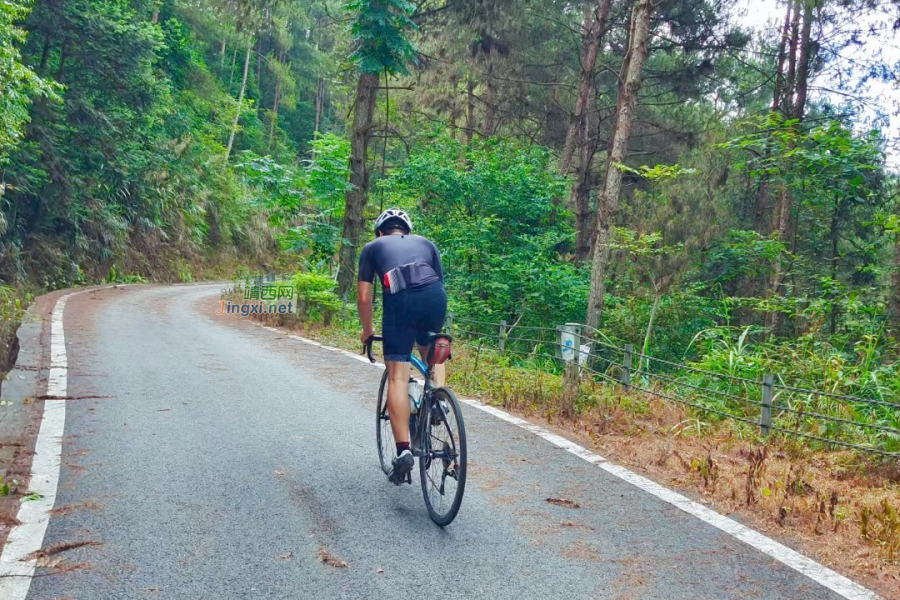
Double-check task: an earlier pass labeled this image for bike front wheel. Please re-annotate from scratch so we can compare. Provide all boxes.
[419,387,467,526]
[375,370,394,474]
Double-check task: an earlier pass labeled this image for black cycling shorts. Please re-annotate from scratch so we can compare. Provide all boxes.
[382,283,447,362]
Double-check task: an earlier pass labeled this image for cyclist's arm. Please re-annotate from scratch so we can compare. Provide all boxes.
[430,241,444,282]
[357,243,377,342]
[358,281,375,339]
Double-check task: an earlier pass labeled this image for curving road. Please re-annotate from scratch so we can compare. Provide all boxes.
[19,284,858,599]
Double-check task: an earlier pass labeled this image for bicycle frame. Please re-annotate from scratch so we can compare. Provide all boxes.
[410,355,429,381]
[409,356,433,455]
[366,335,448,458]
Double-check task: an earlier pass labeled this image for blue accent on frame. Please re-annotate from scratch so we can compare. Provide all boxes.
[410,355,427,377]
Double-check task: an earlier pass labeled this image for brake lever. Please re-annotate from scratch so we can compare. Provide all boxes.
[364,335,380,364]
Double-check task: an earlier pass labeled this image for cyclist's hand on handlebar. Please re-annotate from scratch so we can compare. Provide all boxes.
[360,329,375,346]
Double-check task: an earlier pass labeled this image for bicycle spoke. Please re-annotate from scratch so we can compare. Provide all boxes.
[375,371,395,475]
[419,387,466,525]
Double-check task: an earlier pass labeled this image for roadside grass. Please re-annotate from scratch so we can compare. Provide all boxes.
[0,286,31,397]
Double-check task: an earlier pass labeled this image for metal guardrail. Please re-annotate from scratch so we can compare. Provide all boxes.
[452,316,900,459]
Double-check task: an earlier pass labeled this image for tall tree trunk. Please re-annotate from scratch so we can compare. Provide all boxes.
[771,1,793,113]
[756,1,794,233]
[482,57,497,137]
[585,0,653,329]
[55,40,69,82]
[767,0,813,333]
[829,197,840,335]
[314,76,325,134]
[784,0,801,113]
[256,39,263,91]
[337,72,380,297]
[38,34,52,74]
[571,88,595,261]
[225,39,253,163]
[268,78,280,152]
[792,0,815,121]
[228,47,239,90]
[466,76,476,144]
[560,0,611,176]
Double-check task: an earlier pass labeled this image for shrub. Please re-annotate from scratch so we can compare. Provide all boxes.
[292,271,342,324]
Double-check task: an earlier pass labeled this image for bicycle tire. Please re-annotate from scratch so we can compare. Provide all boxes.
[375,369,394,474]
[419,387,467,526]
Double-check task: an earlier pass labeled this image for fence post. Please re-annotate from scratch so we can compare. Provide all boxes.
[446,312,454,337]
[622,344,633,390]
[558,323,582,419]
[499,320,507,353]
[760,374,774,436]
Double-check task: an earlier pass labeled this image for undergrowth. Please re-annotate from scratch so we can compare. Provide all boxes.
[0,286,30,389]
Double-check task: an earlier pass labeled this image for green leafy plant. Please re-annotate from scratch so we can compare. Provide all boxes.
[860,499,900,563]
[292,272,342,324]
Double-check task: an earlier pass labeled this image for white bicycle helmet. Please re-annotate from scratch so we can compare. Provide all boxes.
[373,208,413,234]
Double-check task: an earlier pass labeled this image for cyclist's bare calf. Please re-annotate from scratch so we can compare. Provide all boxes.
[385,346,444,447]
[385,360,412,445]
[418,344,445,387]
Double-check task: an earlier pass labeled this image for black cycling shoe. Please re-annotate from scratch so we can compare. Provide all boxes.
[388,449,415,485]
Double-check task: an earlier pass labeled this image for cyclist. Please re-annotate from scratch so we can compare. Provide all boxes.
[358,208,447,485]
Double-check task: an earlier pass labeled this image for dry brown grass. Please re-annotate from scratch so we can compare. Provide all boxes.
[512,389,900,597]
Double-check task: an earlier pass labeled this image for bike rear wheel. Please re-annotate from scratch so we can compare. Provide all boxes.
[420,387,467,526]
[375,370,394,474]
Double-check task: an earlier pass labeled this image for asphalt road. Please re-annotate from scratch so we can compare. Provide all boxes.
[25,284,847,600]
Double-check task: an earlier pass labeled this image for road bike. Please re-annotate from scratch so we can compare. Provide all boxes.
[365,334,467,526]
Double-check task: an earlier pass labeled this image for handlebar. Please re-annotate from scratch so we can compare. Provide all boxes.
[363,335,384,363]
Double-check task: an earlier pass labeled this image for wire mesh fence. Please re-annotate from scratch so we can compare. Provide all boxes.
[451,315,900,459]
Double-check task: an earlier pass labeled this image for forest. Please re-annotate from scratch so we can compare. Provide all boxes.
[2,0,900,423]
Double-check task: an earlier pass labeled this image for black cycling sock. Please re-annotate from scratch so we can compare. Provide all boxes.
[396,442,410,456]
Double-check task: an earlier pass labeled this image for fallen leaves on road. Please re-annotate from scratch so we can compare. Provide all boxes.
[376,568,384,574]
[278,552,294,560]
[26,540,102,561]
[317,547,348,568]
[559,520,594,530]
[546,497,580,509]
[50,500,101,517]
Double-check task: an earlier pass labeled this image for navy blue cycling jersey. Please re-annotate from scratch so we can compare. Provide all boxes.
[358,234,443,293]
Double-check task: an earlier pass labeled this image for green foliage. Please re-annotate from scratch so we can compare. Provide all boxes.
[290,133,351,269]
[0,0,57,164]
[346,0,417,75]
[382,136,582,326]
[860,498,900,563]
[0,285,30,376]
[292,271,342,322]
[236,133,350,269]
[305,133,352,210]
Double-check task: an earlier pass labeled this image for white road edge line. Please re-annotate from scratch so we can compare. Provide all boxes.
[262,323,881,600]
[0,291,80,600]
